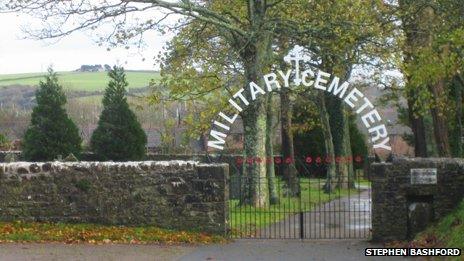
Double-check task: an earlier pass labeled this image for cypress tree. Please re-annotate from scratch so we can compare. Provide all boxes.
[91,66,147,161]
[23,68,82,161]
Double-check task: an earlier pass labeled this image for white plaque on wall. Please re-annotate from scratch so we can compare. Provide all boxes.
[410,168,437,185]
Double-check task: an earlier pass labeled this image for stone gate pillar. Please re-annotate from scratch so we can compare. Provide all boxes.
[371,158,464,241]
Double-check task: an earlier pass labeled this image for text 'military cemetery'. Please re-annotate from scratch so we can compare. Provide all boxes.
[208,53,390,151]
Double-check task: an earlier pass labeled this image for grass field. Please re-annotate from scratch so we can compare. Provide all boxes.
[0,71,160,91]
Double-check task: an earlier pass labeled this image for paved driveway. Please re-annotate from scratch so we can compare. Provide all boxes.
[253,189,372,239]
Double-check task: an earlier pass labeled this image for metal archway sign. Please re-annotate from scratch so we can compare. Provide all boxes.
[207,52,391,152]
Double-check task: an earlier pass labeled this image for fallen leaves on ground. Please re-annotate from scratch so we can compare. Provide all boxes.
[386,234,442,249]
[0,221,226,245]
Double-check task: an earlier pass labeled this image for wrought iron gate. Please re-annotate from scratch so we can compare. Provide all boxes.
[226,158,371,239]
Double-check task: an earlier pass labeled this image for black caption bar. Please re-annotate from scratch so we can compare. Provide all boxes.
[365,248,461,256]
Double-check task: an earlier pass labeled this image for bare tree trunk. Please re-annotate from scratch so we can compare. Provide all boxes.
[319,93,337,193]
[239,33,271,207]
[242,102,268,207]
[266,94,279,204]
[280,88,300,196]
[407,96,428,157]
[341,108,355,189]
[326,95,352,189]
[455,75,464,157]
[429,80,451,157]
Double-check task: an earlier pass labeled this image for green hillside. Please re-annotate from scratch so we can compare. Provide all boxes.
[0,71,160,91]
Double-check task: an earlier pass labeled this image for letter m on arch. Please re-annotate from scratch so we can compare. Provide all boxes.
[208,130,227,150]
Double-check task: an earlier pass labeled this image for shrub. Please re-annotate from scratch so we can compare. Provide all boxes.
[22,69,82,161]
[0,133,8,149]
[0,133,11,150]
[91,66,147,161]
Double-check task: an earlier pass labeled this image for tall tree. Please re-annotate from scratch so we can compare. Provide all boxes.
[280,86,300,196]
[157,13,290,203]
[318,92,337,193]
[265,94,279,204]
[398,0,464,157]
[293,0,393,188]
[91,66,147,161]
[23,68,82,161]
[276,39,300,196]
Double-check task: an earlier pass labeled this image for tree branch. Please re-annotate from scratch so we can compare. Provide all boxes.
[3,0,248,41]
[126,0,247,36]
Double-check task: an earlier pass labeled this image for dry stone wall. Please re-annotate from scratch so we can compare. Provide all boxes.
[0,161,229,234]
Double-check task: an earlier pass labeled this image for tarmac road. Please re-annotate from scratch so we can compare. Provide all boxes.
[0,240,415,261]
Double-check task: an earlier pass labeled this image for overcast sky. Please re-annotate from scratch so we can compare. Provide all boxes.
[0,12,174,75]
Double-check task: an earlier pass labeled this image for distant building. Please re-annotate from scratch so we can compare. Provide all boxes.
[76,64,104,72]
[360,85,414,157]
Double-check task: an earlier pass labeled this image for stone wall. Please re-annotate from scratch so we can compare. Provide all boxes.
[0,161,229,234]
[145,154,294,200]
[146,153,281,176]
[0,152,272,201]
[371,158,464,241]
[0,152,287,177]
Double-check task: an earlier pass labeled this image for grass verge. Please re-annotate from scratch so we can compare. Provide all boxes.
[388,200,464,260]
[414,200,464,247]
[0,221,225,245]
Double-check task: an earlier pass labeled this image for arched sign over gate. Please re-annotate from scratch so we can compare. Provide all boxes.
[207,53,391,152]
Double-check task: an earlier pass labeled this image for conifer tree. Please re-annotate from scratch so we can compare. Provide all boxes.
[23,68,82,161]
[91,66,147,161]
